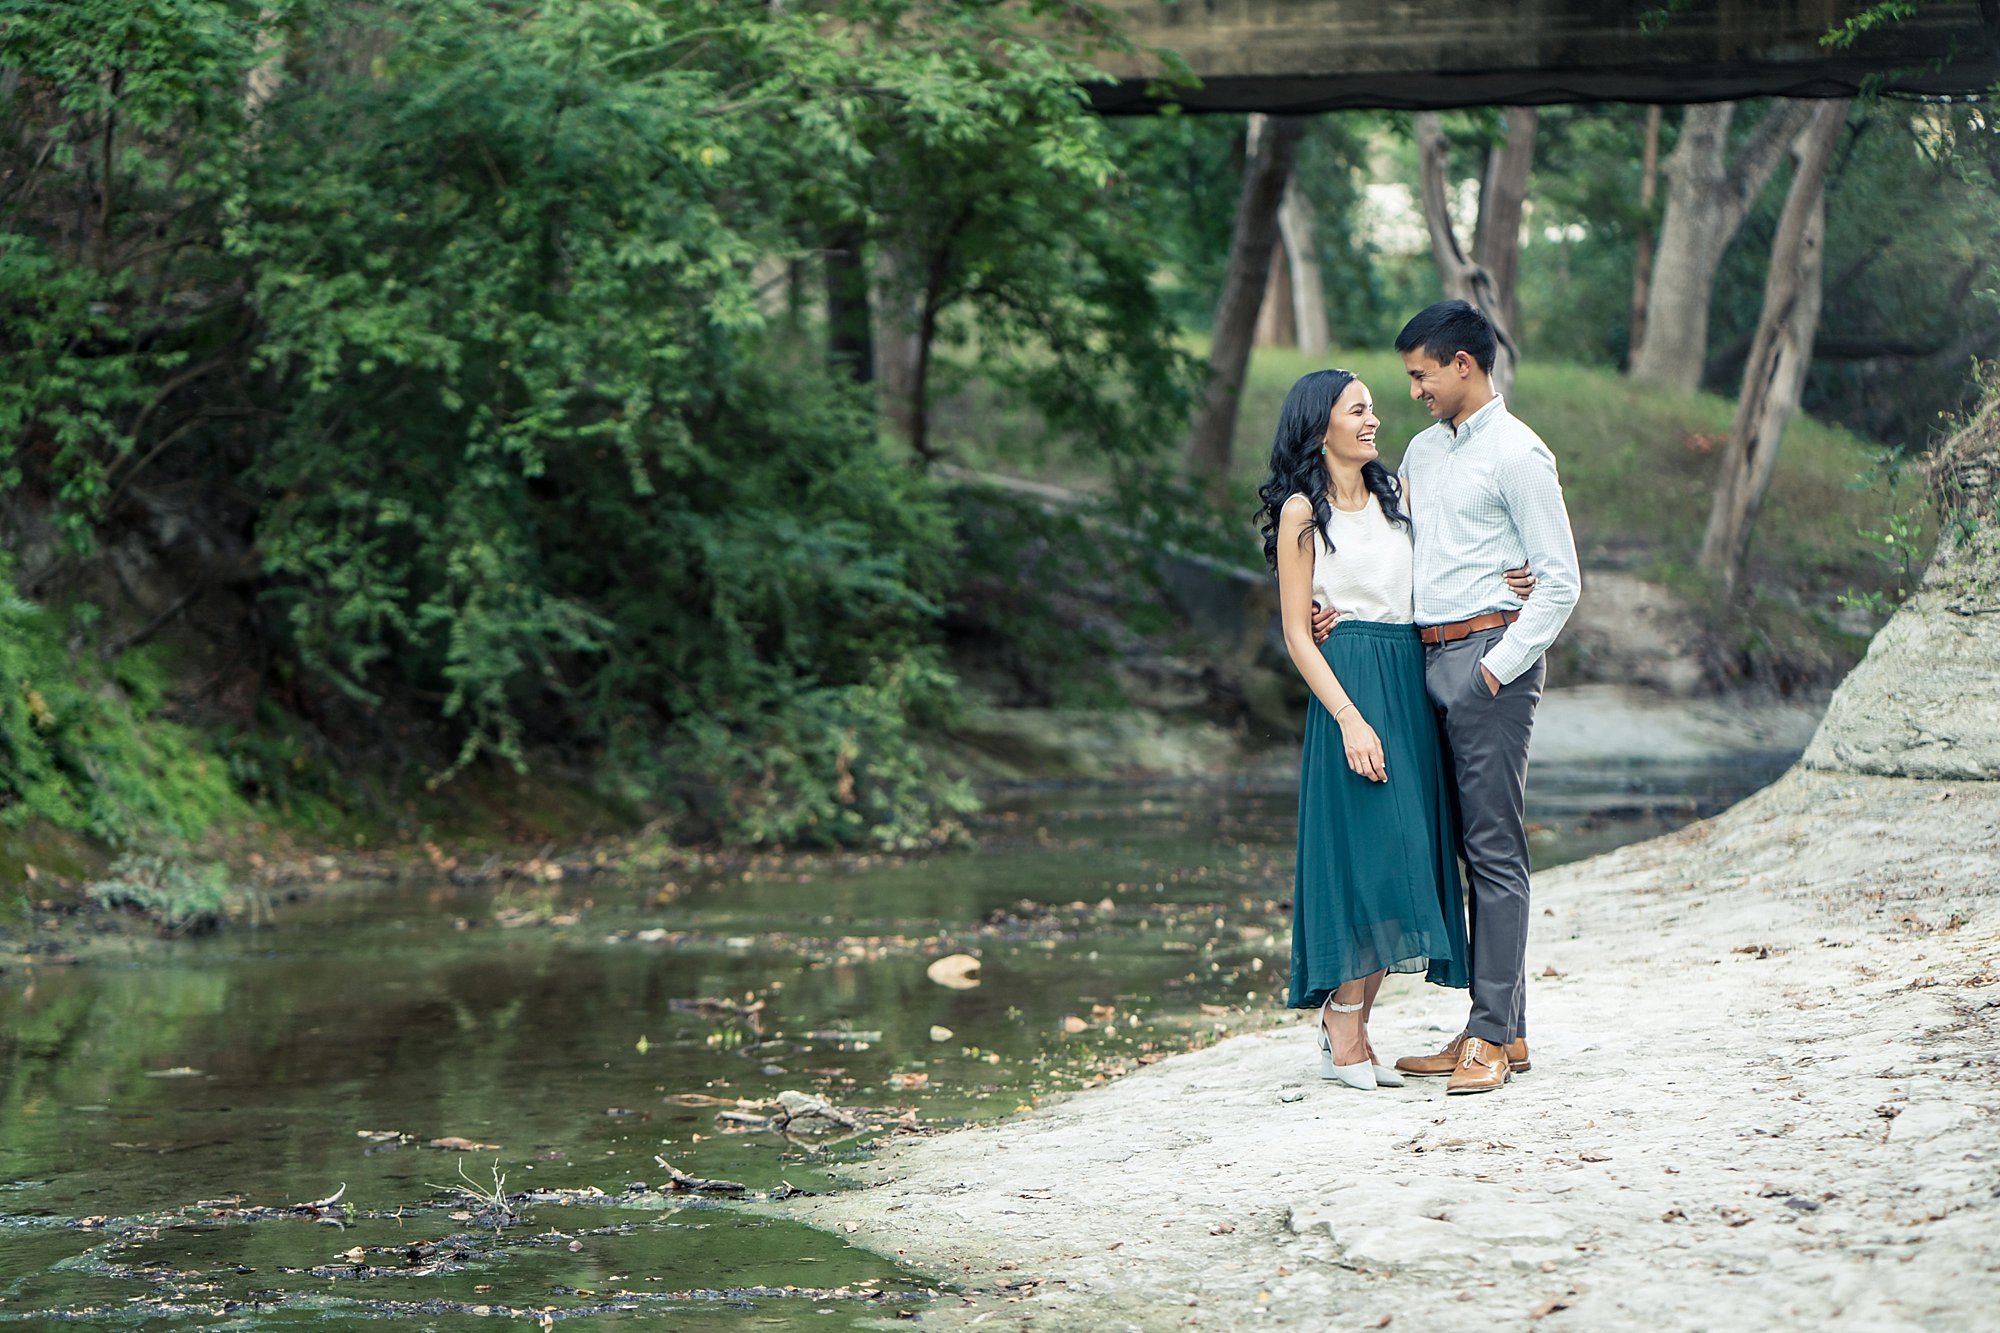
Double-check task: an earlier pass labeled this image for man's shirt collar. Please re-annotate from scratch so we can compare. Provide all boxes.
[1446,393,1507,445]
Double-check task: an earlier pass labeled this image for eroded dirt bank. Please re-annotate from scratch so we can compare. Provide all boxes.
[779,769,2000,1331]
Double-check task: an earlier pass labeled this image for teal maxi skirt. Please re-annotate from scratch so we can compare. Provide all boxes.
[1288,620,1469,1008]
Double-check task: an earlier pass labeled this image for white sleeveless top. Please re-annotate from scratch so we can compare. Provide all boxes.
[1299,491,1415,625]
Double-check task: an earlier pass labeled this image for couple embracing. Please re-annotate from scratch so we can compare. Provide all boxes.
[1258,300,1581,1096]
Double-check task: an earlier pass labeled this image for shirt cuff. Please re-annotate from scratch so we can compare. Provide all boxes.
[1479,640,1535,687]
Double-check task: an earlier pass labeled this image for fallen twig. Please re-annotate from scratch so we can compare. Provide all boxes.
[654,1157,748,1194]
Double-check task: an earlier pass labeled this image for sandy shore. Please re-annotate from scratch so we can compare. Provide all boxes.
[780,768,2000,1331]
[1524,682,1823,765]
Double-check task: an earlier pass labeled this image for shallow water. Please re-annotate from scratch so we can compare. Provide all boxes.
[0,754,1791,1328]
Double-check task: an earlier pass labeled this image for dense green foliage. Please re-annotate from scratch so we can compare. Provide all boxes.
[853,23,1200,462]
[0,0,1196,848]
[0,564,243,840]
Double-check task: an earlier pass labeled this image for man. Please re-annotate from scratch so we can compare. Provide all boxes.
[1389,299,1581,1095]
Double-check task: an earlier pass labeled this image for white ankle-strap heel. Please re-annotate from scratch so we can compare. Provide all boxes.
[1317,997,1377,1090]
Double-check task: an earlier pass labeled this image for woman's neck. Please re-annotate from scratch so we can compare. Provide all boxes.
[1326,462,1370,511]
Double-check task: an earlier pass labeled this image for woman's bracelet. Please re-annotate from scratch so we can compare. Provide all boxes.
[1333,702,1357,722]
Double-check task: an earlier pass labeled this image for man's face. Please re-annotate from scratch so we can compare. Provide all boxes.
[1402,348,1467,425]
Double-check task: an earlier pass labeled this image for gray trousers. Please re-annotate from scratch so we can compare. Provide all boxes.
[1423,626,1544,1045]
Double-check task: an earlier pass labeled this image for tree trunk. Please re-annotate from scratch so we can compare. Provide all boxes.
[1473,106,1537,341]
[1253,238,1296,348]
[245,8,287,115]
[1698,101,1848,594]
[875,272,923,451]
[1185,113,1308,500]
[1629,100,1817,391]
[1279,180,1330,357]
[904,284,944,465]
[786,256,809,324]
[824,224,874,385]
[877,219,969,465]
[1414,111,1519,395]
[1416,111,1473,308]
[1627,104,1663,366]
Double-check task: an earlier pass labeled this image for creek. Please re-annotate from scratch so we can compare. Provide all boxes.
[0,743,1794,1329]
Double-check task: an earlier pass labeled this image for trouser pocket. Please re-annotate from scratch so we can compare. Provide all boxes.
[1467,646,1493,701]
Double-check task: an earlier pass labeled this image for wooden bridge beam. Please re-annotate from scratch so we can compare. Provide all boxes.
[1087,0,2000,113]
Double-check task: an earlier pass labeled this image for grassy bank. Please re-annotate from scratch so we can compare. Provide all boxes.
[1236,349,1911,581]
[946,343,1923,583]
[934,343,1931,684]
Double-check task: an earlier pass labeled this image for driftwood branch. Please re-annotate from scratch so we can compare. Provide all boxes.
[99,585,200,660]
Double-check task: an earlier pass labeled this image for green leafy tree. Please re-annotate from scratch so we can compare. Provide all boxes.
[229,0,994,841]
[0,0,268,533]
[811,1,1201,466]
[0,0,1198,847]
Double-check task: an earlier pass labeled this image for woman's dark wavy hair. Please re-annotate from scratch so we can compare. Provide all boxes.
[1256,369,1408,571]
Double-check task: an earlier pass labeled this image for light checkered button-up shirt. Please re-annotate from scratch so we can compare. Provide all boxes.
[1398,395,1581,686]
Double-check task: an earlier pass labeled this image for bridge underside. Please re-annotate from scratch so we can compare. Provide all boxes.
[1087,0,2000,113]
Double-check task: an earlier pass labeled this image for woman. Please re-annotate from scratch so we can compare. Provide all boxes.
[1257,368,1531,1091]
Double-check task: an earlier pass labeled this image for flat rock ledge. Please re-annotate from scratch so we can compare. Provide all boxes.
[1805,394,2000,779]
[775,769,2000,1331]
[1801,559,2000,778]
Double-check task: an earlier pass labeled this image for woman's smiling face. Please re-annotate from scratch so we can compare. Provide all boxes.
[1324,378,1380,467]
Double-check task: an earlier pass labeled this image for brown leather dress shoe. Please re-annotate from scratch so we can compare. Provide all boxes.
[1396,1033,1531,1076]
[1445,1037,1512,1095]
[1395,1032,1467,1077]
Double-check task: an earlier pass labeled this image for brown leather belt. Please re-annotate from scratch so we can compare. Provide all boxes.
[1417,610,1520,646]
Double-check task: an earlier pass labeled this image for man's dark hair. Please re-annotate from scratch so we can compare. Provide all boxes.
[1395,299,1497,375]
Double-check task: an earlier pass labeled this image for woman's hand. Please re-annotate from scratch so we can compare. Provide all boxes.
[1504,564,1537,600]
[1338,711,1387,783]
